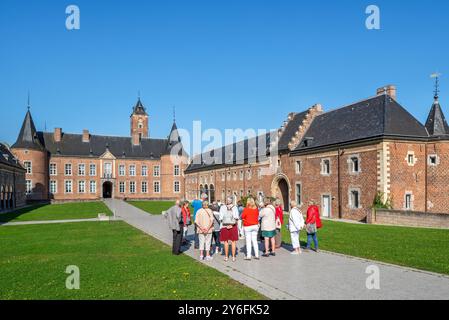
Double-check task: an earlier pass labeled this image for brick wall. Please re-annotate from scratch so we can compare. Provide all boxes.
[13,148,48,201]
[373,209,449,229]
[426,141,449,213]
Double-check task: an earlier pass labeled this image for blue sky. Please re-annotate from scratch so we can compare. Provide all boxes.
[1,0,448,150]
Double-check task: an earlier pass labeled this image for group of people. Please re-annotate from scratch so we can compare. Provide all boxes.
[164,193,322,262]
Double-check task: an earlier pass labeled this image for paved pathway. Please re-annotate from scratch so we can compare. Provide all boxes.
[105,199,449,300]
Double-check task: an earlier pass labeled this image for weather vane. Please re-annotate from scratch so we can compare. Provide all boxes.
[431,72,441,100]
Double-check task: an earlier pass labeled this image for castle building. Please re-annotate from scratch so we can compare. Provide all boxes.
[185,85,449,222]
[11,99,187,202]
[0,143,26,212]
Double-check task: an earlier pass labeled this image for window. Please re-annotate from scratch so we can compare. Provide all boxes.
[154,181,160,193]
[239,170,244,181]
[49,163,57,176]
[78,181,86,193]
[227,171,231,180]
[78,164,85,176]
[24,161,32,174]
[247,169,252,180]
[258,168,262,179]
[405,193,413,210]
[233,172,237,181]
[349,189,360,209]
[428,155,438,166]
[142,165,148,177]
[104,163,112,178]
[90,181,96,194]
[89,164,96,176]
[295,183,302,205]
[221,172,225,181]
[129,181,136,193]
[321,159,330,175]
[65,163,72,176]
[141,181,148,193]
[407,153,415,166]
[129,165,136,176]
[119,182,125,193]
[65,180,73,194]
[26,180,32,194]
[153,165,160,177]
[174,165,180,176]
[50,180,57,194]
[119,165,125,176]
[350,156,360,173]
[295,161,302,174]
[174,181,180,193]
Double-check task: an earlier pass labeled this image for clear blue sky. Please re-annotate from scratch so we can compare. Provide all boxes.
[1,0,448,149]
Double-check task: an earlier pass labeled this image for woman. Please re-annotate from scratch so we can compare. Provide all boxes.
[305,200,322,252]
[259,198,277,257]
[194,201,214,261]
[274,199,284,249]
[181,200,191,245]
[237,200,245,239]
[219,197,240,262]
[241,197,260,260]
[210,202,222,255]
[288,200,305,255]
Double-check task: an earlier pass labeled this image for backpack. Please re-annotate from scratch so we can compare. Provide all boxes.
[222,206,236,226]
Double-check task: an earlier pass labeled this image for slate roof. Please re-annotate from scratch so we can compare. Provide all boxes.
[185,132,275,173]
[36,132,171,159]
[277,111,309,151]
[11,110,45,151]
[292,94,430,153]
[131,98,147,116]
[425,100,449,136]
[0,143,24,170]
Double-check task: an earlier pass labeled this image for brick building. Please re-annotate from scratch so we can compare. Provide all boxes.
[185,86,449,222]
[11,99,187,202]
[0,142,26,211]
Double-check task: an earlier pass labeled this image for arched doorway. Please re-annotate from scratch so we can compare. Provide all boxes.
[102,181,113,199]
[271,174,291,211]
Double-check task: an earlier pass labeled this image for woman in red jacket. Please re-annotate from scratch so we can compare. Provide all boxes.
[274,200,284,248]
[305,200,322,252]
[181,201,191,245]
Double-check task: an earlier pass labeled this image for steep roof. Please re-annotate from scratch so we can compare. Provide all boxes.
[185,132,275,173]
[425,99,449,136]
[11,110,45,150]
[293,94,429,152]
[0,143,24,170]
[131,98,147,116]
[166,121,188,157]
[37,132,170,159]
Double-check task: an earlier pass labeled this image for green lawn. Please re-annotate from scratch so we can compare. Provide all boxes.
[127,201,176,215]
[0,221,264,300]
[0,202,112,223]
[281,218,449,275]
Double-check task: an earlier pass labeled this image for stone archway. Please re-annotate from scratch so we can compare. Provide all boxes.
[102,181,113,199]
[271,174,291,211]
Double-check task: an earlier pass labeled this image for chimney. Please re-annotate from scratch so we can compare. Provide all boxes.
[377,85,397,100]
[54,128,62,142]
[82,129,90,143]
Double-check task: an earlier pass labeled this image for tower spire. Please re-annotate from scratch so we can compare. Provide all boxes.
[27,90,30,111]
[431,72,441,101]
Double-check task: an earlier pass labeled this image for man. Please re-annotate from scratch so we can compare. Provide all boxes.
[163,199,184,255]
[191,193,208,249]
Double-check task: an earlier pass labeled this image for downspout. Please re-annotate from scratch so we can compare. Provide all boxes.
[337,148,342,219]
[424,144,428,213]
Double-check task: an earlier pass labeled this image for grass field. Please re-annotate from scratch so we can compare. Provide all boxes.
[0,221,264,300]
[0,202,112,223]
[127,201,175,215]
[281,218,449,275]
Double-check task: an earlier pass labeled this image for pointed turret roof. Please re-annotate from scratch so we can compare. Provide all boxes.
[425,99,449,136]
[12,110,44,150]
[168,121,181,143]
[131,98,147,116]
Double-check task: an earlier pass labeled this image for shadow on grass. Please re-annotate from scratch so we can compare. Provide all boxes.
[0,203,50,224]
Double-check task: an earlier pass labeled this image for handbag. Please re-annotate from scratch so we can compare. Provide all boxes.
[305,223,317,234]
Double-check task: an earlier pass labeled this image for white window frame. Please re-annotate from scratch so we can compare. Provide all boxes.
[119,181,125,194]
[348,188,361,209]
[142,165,148,177]
[349,155,361,174]
[428,154,439,166]
[118,164,125,176]
[174,181,180,193]
[65,163,72,176]
[406,152,416,166]
[49,163,57,176]
[90,181,97,194]
[404,192,413,210]
[78,163,86,176]
[295,182,302,206]
[89,164,97,176]
[295,160,302,174]
[129,165,136,177]
[50,180,57,194]
[78,180,86,194]
[321,158,331,175]
[129,181,136,194]
[174,165,180,176]
[141,181,148,193]
[153,165,160,177]
[154,181,160,193]
[23,161,32,174]
[26,180,32,194]
[65,180,73,194]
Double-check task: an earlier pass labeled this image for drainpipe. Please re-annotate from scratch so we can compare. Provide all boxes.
[424,144,428,213]
[337,148,343,219]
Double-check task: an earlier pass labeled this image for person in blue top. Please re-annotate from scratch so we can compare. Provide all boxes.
[192,193,208,249]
